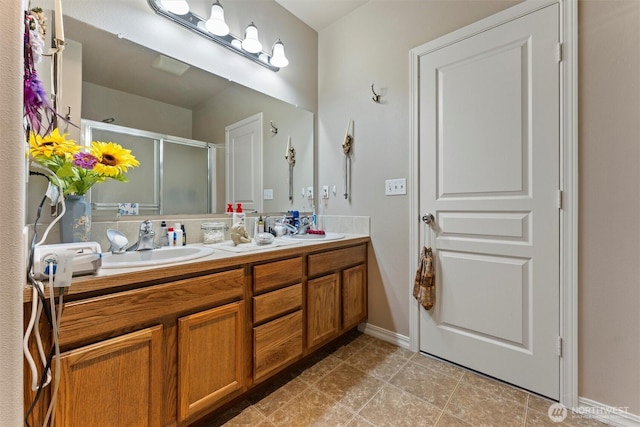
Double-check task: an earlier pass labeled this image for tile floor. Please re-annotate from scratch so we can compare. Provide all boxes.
[200,331,606,427]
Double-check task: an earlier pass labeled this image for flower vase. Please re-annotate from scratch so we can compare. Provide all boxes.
[60,195,92,243]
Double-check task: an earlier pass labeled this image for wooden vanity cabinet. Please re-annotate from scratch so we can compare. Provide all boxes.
[252,257,303,383]
[55,325,163,427]
[31,268,246,427]
[306,244,368,351]
[24,238,369,426]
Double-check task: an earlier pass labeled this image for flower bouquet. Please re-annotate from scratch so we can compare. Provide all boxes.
[29,128,139,242]
[29,128,139,196]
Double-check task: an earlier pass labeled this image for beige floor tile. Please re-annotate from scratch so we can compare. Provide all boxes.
[460,372,528,406]
[252,377,309,416]
[267,387,354,427]
[525,408,574,427]
[209,333,571,427]
[344,415,377,427]
[444,376,526,427]
[389,359,460,408]
[297,355,343,385]
[435,413,473,426]
[527,394,557,414]
[346,343,410,381]
[332,338,370,361]
[370,339,415,359]
[358,385,442,427]
[315,363,384,412]
[221,405,267,426]
[409,353,466,381]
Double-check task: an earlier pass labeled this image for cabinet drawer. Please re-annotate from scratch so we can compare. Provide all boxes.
[253,257,303,293]
[59,268,244,348]
[253,283,302,324]
[308,245,366,278]
[254,310,303,382]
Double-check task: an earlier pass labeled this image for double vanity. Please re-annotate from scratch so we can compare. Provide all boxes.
[23,234,369,426]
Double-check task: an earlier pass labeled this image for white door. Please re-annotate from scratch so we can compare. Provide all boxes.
[418,4,560,399]
[226,113,263,212]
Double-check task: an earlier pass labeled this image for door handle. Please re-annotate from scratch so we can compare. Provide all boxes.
[422,213,434,225]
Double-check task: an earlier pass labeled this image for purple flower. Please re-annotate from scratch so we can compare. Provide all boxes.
[73,152,98,169]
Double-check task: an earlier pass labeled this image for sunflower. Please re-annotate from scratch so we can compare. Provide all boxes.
[91,141,140,178]
[29,128,79,159]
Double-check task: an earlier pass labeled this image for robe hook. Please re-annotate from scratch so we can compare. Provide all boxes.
[270,121,278,134]
[371,84,381,103]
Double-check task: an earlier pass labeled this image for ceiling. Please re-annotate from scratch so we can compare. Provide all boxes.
[274,0,369,31]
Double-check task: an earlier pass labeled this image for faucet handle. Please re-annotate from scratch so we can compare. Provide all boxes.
[140,219,154,233]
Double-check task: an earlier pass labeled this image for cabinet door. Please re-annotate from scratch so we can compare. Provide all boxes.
[178,301,244,421]
[343,264,367,330]
[55,325,163,427]
[307,273,340,350]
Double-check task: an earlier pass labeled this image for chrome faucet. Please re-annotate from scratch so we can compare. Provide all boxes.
[282,216,311,235]
[127,220,158,251]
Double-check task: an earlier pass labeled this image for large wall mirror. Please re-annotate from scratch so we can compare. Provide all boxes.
[27,14,314,221]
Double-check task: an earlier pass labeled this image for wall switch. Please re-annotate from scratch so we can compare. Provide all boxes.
[322,185,329,199]
[263,189,273,200]
[307,186,314,199]
[385,178,407,196]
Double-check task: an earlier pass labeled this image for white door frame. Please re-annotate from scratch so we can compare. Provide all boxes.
[408,0,578,407]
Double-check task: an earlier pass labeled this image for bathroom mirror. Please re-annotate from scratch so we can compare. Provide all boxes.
[58,16,313,216]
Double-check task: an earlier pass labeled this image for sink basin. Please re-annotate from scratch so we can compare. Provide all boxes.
[281,232,345,241]
[101,245,214,269]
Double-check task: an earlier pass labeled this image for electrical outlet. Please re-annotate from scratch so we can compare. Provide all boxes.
[307,186,314,199]
[385,178,407,196]
[322,185,329,199]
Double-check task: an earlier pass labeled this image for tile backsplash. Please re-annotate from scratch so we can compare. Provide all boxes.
[29,214,370,252]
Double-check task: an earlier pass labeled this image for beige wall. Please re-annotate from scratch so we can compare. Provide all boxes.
[578,0,640,413]
[318,0,640,415]
[1,2,26,425]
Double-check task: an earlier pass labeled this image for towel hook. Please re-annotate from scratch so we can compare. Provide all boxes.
[371,84,381,103]
[270,121,278,134]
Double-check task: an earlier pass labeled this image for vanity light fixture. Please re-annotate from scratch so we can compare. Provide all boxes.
[160,0,189,15]
[148,0,288,71]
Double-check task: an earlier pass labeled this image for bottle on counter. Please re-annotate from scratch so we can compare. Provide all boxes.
[174,223,183,247]
[167,227,175,246]
[181,224,187,246]
[160,220,169,246]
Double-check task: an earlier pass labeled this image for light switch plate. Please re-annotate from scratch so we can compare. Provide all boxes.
[385,178,407,196]
[263,189,273,200]
[322,185,329,199]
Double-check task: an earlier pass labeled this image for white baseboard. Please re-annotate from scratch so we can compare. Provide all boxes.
[359,324,639,427]
[577,397,640,427]
[358,322,411,351]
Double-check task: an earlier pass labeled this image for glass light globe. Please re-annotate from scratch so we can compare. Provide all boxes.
[205,1,229,36]
[241,23,262,53]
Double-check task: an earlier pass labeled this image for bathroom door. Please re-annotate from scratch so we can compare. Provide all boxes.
[226,113,263,213]
[418,4,560,399]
